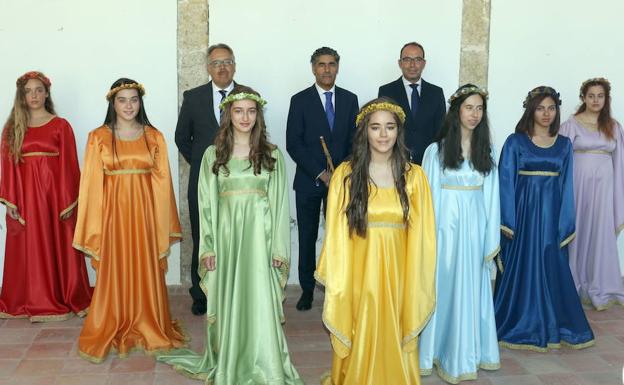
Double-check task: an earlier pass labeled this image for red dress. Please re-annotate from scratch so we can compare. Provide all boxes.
[0,116,92,321]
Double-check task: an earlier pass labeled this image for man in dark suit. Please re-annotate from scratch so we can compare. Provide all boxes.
[286,47,359,311]
[378,41,446,164]
[175,43,236,315]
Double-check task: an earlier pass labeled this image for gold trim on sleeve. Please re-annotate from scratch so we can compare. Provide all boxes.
[441,184,483,190]
[560,232,576,248]
[59,200,78,219]
[72,243,101,261]
[496,256,504,273]
[22,151,59,157]
[485,246,501,262]
[103,168,152,175]
[616,223,624,235]
[501,225,514,237]
[0,198,17,209]
[518,170,559,176]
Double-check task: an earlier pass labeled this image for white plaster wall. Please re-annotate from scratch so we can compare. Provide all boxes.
[209,0,463,283]
[0,0,181,284]
[488,0,624,272]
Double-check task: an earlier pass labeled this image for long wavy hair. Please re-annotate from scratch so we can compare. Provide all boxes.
[103,78,153,166]
[345,97,411,237]
[436,84,493,175]
[2,72,56,162]
[515,86,561,137]
[212,85,276,175]
[575,78,615,140]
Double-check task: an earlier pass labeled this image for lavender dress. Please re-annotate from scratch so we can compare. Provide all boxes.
[560,117,624,310]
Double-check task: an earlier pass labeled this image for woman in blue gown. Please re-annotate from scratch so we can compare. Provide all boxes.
[420,84,500,383]
[494,86,594,352]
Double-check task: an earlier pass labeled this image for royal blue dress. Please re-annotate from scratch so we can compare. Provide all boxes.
[494,133,594,352]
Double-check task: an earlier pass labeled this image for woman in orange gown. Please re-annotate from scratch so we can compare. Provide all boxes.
[0,71,92,321]
[73,78,186,362]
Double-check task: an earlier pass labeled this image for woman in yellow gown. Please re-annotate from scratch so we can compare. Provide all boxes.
[316,98,437,385]
[73,78,186,362]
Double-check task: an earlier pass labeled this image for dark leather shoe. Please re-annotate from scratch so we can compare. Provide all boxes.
[296,290,313,311]
[191,300,207,315]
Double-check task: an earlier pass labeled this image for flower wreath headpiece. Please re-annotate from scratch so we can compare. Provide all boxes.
[106,83,146,101]
[523,86,561,108]
[355,102,406,127]
[17,71,51,88]
[448,86,488,104]
[580,77,610,96]
[219,92,267,109]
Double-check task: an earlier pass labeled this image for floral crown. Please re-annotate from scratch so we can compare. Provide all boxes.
[219,92,267,109]
[355,102,406,126]
[448,85,488,104]
[523,86,561,108]
[580,77,610,95]
[17,71,51,88]
[106,83,146,101]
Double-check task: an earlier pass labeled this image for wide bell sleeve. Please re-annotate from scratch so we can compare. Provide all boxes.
[558,138,576,248]
[498,135,518,239]
[197,146,220,324]
[483,150,501,263]
[612,122,624,235]
[57,119,80,219]
[150,131,182,265]
[422,143,441,218]
[267,148,291,289]
[315,163,353,359]
[0,139,25,225]
[401,165,436,353]
[73,130,104,261]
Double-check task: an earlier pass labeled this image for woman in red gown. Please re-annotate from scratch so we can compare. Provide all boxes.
[0,71,92,321]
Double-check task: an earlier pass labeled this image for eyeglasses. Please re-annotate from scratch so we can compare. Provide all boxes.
[400,56,425,65]
[208,59,235,68]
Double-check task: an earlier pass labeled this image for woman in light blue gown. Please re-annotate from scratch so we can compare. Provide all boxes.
[420,84,500,383]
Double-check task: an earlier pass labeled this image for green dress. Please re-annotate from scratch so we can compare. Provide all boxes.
[157,146,303,385]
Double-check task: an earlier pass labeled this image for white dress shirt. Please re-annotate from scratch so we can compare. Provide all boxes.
[402,77,422,109]
[212,82,235,125]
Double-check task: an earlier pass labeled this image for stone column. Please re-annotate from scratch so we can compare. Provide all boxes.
[459,0,491,87]
[177,0,209,285]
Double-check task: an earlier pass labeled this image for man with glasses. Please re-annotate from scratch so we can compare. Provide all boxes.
[175,43,237,315]
[378,42,445,164]
[286,47,359,311]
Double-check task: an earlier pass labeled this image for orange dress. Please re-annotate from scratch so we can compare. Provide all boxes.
[73,126,186,362]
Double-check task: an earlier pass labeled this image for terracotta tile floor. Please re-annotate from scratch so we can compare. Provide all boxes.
[0,285,622,385]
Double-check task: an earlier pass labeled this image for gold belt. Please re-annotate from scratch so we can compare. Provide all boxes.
[574,149,611,155]
[219,189,267,197]
[368,222,406,229]
[518,170,559,176]
[22,151,59,157]
[103,168,151,175]
[441,184,482,190]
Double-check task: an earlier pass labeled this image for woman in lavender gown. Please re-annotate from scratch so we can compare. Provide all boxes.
[559,77,624,310]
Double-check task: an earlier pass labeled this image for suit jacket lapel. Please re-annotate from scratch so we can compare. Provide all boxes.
[393,78,411,115]
[206,81,219,127]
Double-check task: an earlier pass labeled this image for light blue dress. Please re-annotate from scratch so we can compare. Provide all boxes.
[419,143,500,384]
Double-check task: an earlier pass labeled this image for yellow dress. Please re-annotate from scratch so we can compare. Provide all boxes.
[316,162,436,385]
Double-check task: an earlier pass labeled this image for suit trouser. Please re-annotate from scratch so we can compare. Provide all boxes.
[295,191,327,293]
[188,161,207,303]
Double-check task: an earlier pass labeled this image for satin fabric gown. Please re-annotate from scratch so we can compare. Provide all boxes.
[494,133,594,351]
[157,146,303,385]
[0,117,92,321]
[316,162,436,385]
[419,143,500,383]
[73,126,185,362]
[560,117,624,310]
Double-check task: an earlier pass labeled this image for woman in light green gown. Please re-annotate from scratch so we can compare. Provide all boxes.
[157,86,303,385]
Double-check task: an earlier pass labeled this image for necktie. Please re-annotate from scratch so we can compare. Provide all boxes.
[217,90,227,123]
[324,91,335,131]
[409,84,419,120]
